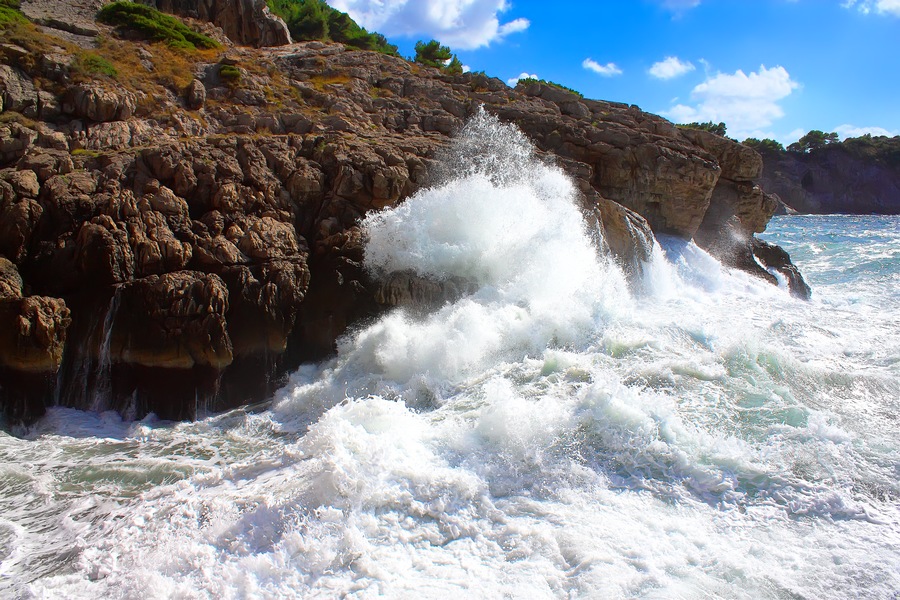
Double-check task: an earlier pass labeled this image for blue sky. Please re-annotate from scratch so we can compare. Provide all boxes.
[326,0,900,144]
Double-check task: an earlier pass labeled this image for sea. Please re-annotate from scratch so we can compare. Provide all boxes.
[2,112,899,599]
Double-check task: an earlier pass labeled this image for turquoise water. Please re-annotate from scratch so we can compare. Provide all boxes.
[2,116,899,599]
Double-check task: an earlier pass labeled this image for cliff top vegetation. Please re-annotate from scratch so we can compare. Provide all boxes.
[266,0,397,55]
[97,1,221,50]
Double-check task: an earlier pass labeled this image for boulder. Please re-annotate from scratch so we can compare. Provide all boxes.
[185,78,206,110]
[0,65,39,118]
[62,83,137,122]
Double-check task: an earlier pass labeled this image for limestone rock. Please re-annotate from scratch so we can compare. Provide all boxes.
[680,128,763,182]
[0,295,71,373]
[0,37,808,421]
[0,65,40,117]
[186,78,207,110]
[112,271,233,369]
[0,123,38,165]
[62,83,137,122]
[0,257,23,300]
[752,237,812,300]
[0,171,44,263]
[3,169,40,198]
[374,270,477,309]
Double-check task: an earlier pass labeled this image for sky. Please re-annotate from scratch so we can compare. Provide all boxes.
[325,0,900,145]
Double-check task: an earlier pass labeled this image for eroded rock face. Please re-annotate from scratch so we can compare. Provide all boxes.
[110,271,232,369]
[0,295,71,373]
[0,38,806,422]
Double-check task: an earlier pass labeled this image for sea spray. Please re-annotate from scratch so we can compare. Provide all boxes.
[10,117,900,599]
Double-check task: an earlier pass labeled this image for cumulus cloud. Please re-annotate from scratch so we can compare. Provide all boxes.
[649,56,695,80]
[325,0,530,49]
[843,0,900,15]
[507,72,537,86]
[663,64,799,139]
[834,124,899,138]
[582,58,623,77]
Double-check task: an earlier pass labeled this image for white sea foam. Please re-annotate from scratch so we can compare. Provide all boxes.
[8,116,900,599]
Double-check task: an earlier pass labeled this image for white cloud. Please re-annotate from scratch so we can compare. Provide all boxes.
[662,64,799,139]
[325,0,529,50]
[498,17,530,36]
[649,56,695,80]
[661,0,701,10]
[834,124,899,138]
[843,0,900,14]
[507,72,538,86]
[582,58,623,77]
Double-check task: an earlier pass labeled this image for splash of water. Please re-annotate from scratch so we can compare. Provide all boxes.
[11,115,900,599]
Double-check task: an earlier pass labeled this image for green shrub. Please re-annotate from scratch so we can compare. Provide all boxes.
[516,77,583,98]
[97,2,221,50]
[75,52,118,78]
[219,63,241,83]
[267,0,398,55]
[0,0,27,27]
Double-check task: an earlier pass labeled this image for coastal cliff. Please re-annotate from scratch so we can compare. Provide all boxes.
[0,0,809,422]
[755,138,900,215]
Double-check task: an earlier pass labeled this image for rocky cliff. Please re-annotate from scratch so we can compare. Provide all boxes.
[0,4,809,423]
[756,139,900,214]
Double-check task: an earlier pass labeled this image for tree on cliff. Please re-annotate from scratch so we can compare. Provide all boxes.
[788,130,839,153]
[414,39,463,74]
[743,138,785,153]
[679,121,728,137]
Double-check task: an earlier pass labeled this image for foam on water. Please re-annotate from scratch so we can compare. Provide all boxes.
[6,114,900,599]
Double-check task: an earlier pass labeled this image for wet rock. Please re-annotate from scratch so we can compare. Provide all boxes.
[111,271,232,369]
[374,270,477,309]
[752,237,812,300]
[0,295,71,372]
